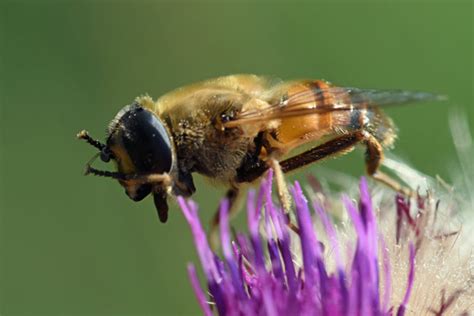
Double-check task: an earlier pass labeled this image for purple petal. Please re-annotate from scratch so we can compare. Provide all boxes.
[178,198,220,282]
[219,199,233,261]
[219,199,246,299]
[267,191,297,291]
[313,200,343,272]
[293,182,320,286]
[275,214,297,292]
[187,264,213,316]
[247,189,265,270]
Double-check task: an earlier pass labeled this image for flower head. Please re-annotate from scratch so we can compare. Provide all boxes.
[180,170,421,315]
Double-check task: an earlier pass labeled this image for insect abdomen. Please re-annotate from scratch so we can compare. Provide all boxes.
[273,80,350,148]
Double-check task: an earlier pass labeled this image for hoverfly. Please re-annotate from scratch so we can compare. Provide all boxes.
[78,74,442,224]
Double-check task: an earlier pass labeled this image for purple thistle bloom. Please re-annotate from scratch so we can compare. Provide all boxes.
[180,170,416,316]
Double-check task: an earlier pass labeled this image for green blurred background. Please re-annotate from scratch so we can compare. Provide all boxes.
[1,1,472,315]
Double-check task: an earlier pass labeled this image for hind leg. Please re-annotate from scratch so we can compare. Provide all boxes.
[363,132,412,196]
[279,130,411,195]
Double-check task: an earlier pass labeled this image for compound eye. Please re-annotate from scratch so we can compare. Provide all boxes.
[120,106,173,174]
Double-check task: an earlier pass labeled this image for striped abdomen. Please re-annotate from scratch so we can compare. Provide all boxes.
[273,80,396,150]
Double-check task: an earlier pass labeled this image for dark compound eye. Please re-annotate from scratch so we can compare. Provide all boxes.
[119,105,173,174]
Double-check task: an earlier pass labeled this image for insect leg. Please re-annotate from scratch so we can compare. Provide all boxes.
[280,131,411,195]
[268,158,292,212]
[236,133,364,213]
[279,132,365,173]
[268,134,364,234]
[235,132,364,210]
[363,132,412,196]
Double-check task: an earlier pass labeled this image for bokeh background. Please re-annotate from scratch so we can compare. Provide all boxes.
[1,1,472,315]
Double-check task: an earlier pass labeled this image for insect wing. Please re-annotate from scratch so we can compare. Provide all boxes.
[224,84,444,127]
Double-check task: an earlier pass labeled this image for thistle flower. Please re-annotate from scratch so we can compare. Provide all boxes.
[180,169,473,315]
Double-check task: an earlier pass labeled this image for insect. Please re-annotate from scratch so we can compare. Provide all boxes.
[78,74,442,224]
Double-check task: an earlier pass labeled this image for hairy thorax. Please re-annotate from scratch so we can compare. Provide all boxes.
[158,92,260,184]
[172,111,253,183]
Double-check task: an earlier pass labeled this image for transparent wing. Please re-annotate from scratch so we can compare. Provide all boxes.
[223,85,445,128]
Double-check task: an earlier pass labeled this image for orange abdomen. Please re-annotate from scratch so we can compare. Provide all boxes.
[274,80,352,149]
